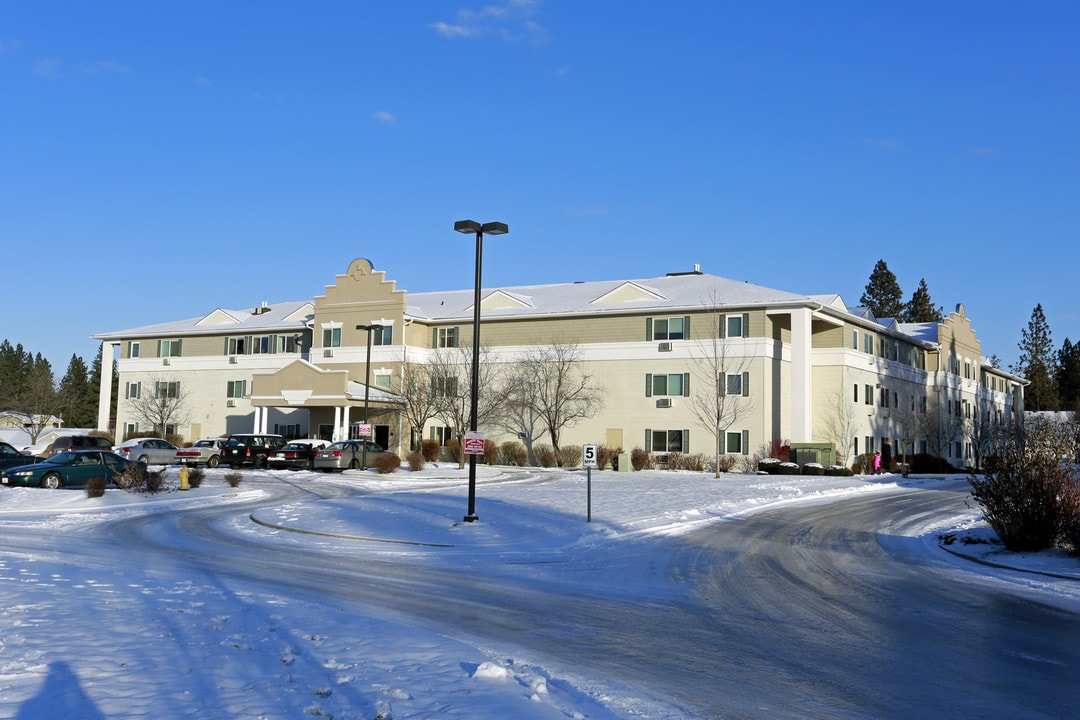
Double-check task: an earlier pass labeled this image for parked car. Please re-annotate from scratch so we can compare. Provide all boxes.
[267,439,329,470]
[0,441,39,471]
[40,435,113,458]
[221,433,286,469]
[111,438,180,465]
[175,438,227,468]
[0,450,144,489]
[314,440,385,472]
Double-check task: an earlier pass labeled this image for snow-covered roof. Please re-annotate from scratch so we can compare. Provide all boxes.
[93,301,315,341]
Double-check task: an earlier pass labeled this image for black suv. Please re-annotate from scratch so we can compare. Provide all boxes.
[221,433,285,469]
[41,435,113,458]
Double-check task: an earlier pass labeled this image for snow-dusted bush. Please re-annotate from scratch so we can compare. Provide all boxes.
[801,463,825,476]
[778,462,800,475]
[559,445,582,468]
[407,451,425,471]
[372,452,401,474]
[630,447,652,471]
[682,453,707,472]
[85,477,106,498]
[224,471,243,488]
[535,444,556,468]
[757,457,780,474]
[826,465,854,477]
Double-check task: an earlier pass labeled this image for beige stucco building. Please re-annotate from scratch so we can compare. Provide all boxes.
[92,258,1025,467]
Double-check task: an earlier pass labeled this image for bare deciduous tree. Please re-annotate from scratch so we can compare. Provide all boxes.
[823,384,860,467]
[124,374,191,439]
[689,307,755,477]
[429,346,502,469]
[398,358,438,452]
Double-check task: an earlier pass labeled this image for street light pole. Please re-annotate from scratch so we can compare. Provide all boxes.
[453,219,508,522]
[356,322,384,470]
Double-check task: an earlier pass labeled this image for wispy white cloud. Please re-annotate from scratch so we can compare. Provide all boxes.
[430,0,546,44]
[373,110,396,124]
[194,76,213,87]
[0,38,23,53]
[76,60,133,75]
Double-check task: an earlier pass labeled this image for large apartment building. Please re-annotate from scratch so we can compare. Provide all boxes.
[92,258,1025,467]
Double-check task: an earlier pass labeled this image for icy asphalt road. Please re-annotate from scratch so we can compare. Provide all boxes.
[3,470,1078,719]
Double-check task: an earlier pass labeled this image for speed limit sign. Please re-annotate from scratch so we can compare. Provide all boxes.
[582,444,597,468]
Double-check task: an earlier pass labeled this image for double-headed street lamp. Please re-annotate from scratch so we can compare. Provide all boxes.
[356,322,384,470]
[453,219,509,522]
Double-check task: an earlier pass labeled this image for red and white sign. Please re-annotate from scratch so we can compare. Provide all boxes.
[464,430,486,455]
[357,423,372,438]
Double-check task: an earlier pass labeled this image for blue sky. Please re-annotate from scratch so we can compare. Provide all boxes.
[3,1,1078,374]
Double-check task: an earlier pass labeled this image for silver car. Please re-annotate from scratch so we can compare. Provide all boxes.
[111,438,179,465]
[314,440,385,472]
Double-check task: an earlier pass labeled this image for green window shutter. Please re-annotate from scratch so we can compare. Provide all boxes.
[384,325,393,345]
[719,373,727,397]
[683,373,690,397]
[645,429,652,451]
[742,372,750,397]
[684,429,690,453]
[432,328,438,348]
[719,314,726,339]
[683,316,691,339]
[645,374,653,397]
[742,430,749,455]
[742,313,750,337]
[646,318,653,341]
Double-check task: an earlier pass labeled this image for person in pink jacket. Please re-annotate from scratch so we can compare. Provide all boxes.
[873,451,882,475]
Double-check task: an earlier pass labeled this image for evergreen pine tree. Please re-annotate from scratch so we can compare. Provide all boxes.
[859,259,904,320]
[901,278,944,323]
[1016,303,1058,411]
[1055,338,1080,411]
[58,354,97,428]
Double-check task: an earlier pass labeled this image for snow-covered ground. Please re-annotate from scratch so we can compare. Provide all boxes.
[0,464,1076,719]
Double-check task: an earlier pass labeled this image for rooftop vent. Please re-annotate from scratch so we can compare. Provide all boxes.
[253,301,271,315]
[666,264,703,277]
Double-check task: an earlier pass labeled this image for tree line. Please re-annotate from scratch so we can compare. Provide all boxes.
[0,341,116,442]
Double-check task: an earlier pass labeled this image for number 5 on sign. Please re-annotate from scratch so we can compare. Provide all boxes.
[582,444,597,468]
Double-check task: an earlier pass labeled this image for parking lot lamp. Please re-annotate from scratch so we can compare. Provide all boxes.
[356,322,384,470]
[453,220,508,522]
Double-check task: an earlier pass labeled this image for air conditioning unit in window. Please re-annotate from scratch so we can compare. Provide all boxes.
[657,342,673,352]
[162,358,170,366]
[227,399,236,407]
[229,355,238,364]
[323,348,334,357]
[656,398,672,408]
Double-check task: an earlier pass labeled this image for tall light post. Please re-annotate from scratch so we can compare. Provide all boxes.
[356,322,384,470]
[453,219,509,522]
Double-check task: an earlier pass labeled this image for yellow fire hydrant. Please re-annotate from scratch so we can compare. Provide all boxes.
[179,464,190,491]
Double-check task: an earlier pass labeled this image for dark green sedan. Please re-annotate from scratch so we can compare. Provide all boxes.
[0,441,35,471]
[0,450,142,489]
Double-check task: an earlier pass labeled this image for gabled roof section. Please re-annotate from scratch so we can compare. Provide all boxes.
[810,294,848,312]
[592,281,667,305]
[479,290,532,310]
[195,309,243,327]
[284,302,315,322]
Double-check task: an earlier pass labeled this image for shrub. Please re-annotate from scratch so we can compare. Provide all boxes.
[558,445,582,468]
[535,444,556,468]
[187,468,205,488]
[85,477,106,498]
[421,439,441,462]
[407,451,425,471]
[714,454,737,473]
[757,457,780,474]
[683,453,708,472]
[801,463,825,476]
[483,440,499,466]
[761,439,791,463]
[372,452,401,474]
[145,468,168,494]
[113,464,146,491]
[224,471,243,488]
[910,453,958,474]
[499,441,527,467]
[968,421,1077,552]
[630,447,652,471]
[447,439,464,464]
[741,453,761,474]
[826,465,854,476]
[596,443,619,471]
[666,451,682,470]
[778,462,800,475]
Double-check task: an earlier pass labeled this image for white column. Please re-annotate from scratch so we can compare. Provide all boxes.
[333,406,342,442]
[790,307,813,442]
[342,405,351,441]
[97,342,117,433]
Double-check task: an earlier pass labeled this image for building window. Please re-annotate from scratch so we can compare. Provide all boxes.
[647,429,685,453]
[125,382,141,399]
[322,326,342,348]
[430,426,453,444]
[227,380,246,399]
[155,381,180,399]
[864,385,873,406]
[374,325,393,346]
[374,373,392,390]
[724,373,749,397]
[159,339,182,357]
[852,330,859,350]
[649,316,688,341]
[275,423,301,439]
[863,334,873,354]
[434,327,458,348]
[879,386,890,408]
[853,384,859,403]
[431,374,458,398]
[124,422,139,436]
[227,336,250,355]
[128,341,140,358]
[646,373,688,397]
[725,431,748,455]
[722,313,749,339]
